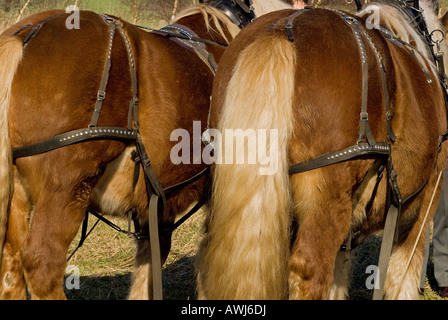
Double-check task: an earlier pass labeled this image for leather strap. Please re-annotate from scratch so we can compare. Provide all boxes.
[89,21,115,127]
[164,167,209,194]
[284,8,310,42]
[266,7,311,42]
[66,210,101,262]
[12,127,137,159]
[135,135,165,300]
[14,14,64,48]
[117,23,140,131]
[340,15,376,146]
[206,0,256,28]
[282,9,394,176]
[372,204,399,299]
[135,24,227,48]
[157,24,218,75]
[162,199,206,234]
[333,10,404,300]
[149,194,163,300]
[289,143,390,175]
[284,9,406,301]
[371,156,402,300]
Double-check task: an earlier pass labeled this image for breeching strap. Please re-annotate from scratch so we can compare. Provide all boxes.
[135,135,165,299]
[89,20,115,128]
[99,17,165,300]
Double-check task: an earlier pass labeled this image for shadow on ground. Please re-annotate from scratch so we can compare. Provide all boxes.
[65,237,442,300]
[65,255,197,300]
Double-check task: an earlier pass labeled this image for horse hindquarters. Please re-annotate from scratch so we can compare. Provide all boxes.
[198,23,355,300]
[0,168,30,300]
[197,33,296,299]
[373,29,448,298]
[7,12,133,299]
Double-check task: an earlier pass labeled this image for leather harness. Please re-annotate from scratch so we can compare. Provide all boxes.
[15,0,441,301]
[281,3,448,300]
[200,0,256,28]
[12,2,256,300]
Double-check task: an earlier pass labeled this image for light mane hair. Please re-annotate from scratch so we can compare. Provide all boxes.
[419,0,448,72]
[172,0,292,44]
[172,5,240,44]
[358,1,448,72]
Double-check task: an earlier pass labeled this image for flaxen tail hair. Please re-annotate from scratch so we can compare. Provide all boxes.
[197,32,296,299]
[0,36,23,267]
[172,5,240,44]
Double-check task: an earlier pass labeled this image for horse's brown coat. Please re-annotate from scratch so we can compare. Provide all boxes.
[0,0,293,300]
[0,7,231,300]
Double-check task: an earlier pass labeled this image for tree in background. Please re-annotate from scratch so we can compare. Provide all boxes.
[0,0,200,30]
[283,0,370,5]
[1,0,77,16]
[120,0,197,24]
[0,0,370,33]
[2,0,12,12]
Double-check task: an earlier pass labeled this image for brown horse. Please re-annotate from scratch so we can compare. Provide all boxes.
[0,0,292,300]
[197,0,448,299]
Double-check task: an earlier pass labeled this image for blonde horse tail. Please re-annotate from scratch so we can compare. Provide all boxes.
[198,32,296,299]
[0,36,23,266]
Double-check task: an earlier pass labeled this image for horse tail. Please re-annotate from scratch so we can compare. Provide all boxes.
[198,32,296,299]
[0,36,23,265]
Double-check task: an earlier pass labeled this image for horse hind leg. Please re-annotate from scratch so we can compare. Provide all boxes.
[127,239,152,300]
[89,147,149,300]
[127,232,171,300]
[327,165,387,300]
[88,147,153,300]
[20,188,88,300]
[18,147,119,300]
[0,167,31,300]
[89,147,136,216]
[288,169,353,300]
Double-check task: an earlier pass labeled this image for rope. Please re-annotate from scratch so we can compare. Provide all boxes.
[396,169,443,293]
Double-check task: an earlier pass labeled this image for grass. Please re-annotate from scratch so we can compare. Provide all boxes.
[349,234,446,300]
[63,208,447,300]
[0,0,171,32]
[77,0,169,27]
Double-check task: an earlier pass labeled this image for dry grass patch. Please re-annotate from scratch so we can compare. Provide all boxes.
[65,207,205,300]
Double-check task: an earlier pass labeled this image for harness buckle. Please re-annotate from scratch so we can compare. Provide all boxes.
[386,111,393,121]
[343,15,358,26]
[97,90,106,101]
[360,111,369,121]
